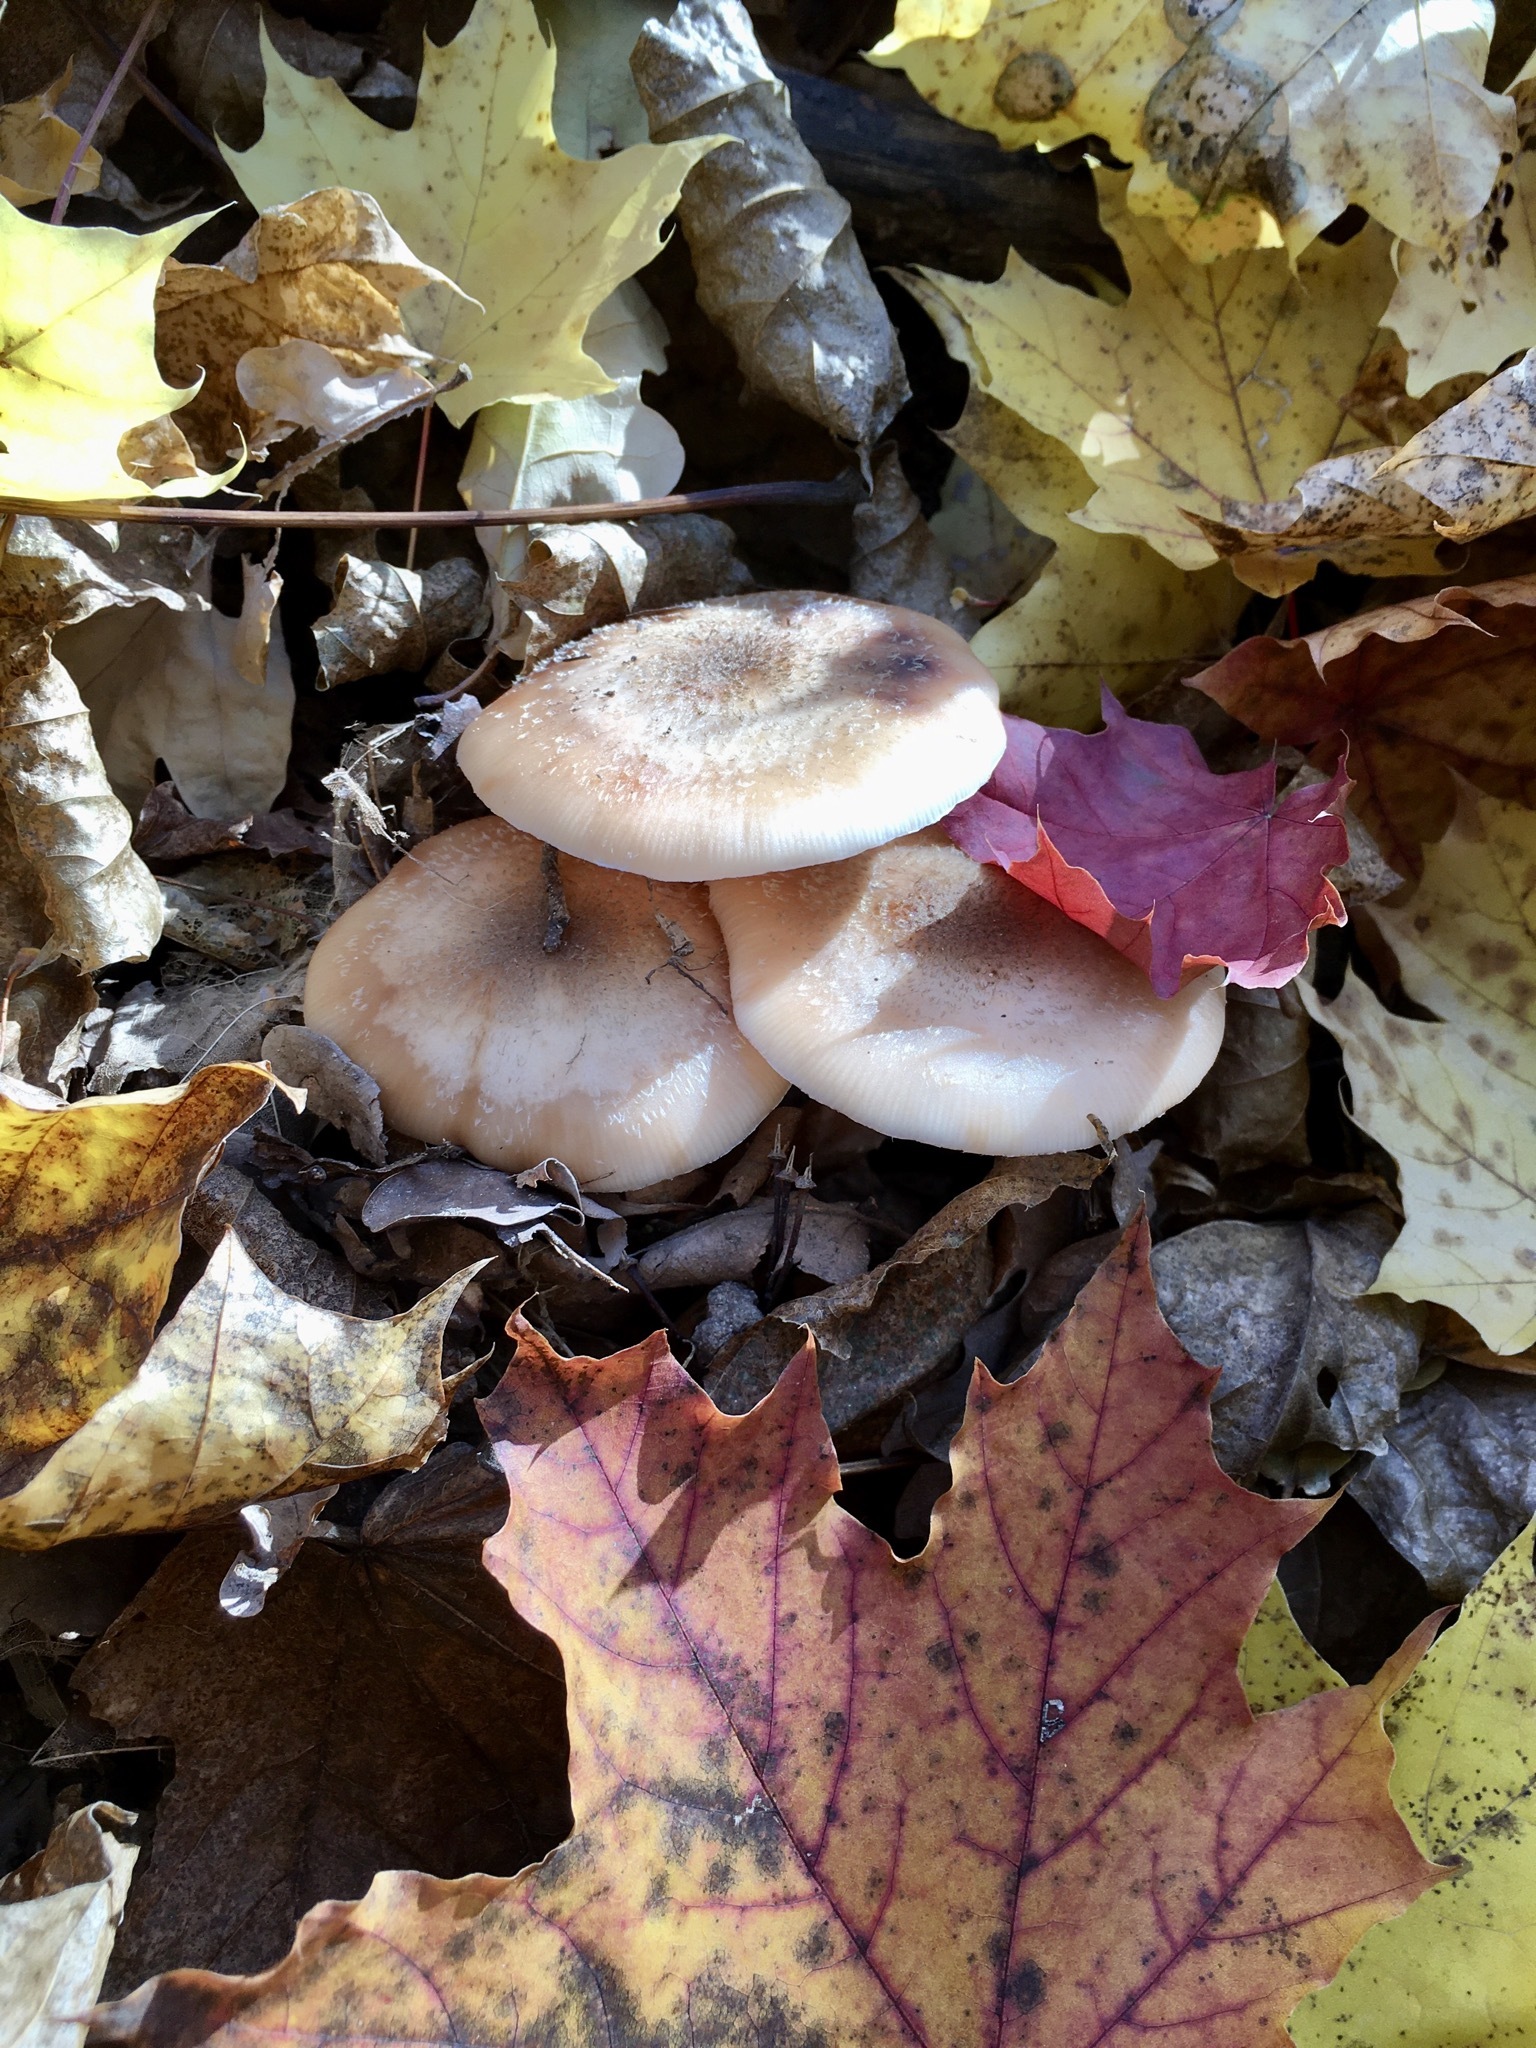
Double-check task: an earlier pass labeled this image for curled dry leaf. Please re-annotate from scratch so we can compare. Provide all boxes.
[1291,1509,1536,2045]
[904,171,1396,571]
[0,1230,481,1548]
[1150,1207,1424,1489]
[631,1195,873,1291]
[1173,984,1312,1175]
[0,69,100,209]
[946,698,1349,998]
[154,188,461,467]
[710,1151,1103,1441]
[1190,573,1536,877]
[1377,346,1536,540]
[312,554,487,690]
[75,1447,569,1985]
[55,564,295,823]
[848,445,968,631]
[0,1063,274,1459]
[631,0,908,452]
[226,0,719,424]
[95,1222,1441,2048]
[938,388,1244,725]
[0,1802,137,2048]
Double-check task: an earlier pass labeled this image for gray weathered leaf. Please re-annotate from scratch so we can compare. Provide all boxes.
[633,1197,872,1290]
[1172,984,1312,1176]
[312,555,487,691]
[261,1024,385,1166]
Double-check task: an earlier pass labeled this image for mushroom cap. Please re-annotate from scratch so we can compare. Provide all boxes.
[304,818,787,1191]
[710,831,1226,1155]
[456,591,1005,881]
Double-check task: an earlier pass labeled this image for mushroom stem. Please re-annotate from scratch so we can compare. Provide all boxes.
[540,844,570,954]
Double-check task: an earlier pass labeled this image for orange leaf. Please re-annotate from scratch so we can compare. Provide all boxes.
[99,1222,1443,2048]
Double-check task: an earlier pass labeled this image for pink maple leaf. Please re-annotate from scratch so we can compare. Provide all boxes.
[945,692,1350,999]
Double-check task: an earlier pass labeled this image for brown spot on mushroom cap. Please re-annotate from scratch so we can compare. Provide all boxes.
[710,831,1226,1155]
[304,818,787,1192]
[456,592,1005,881]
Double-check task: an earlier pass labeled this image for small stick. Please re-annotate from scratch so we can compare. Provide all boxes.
[404,406,432,574]
[415,641,503,709]
[540,844,570,954]
[3,476,863,530]
[51,0,159,224]
[62,0,225,164]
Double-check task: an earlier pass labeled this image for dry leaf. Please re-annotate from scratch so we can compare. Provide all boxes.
[1173,984,1313,1175]
[0,1803,137,2048]
[1238,1579,1347,1717]
[1378,345,1536,539]
[75,1447,568,1984]
[631,1196,873,1291]
[312,555,486,690]
[905,171,1396,571]
[94,1223,1441,2047]
[0,1231,480,1547]
[226,0,720,425]
[0,1063,274,1458]
[631,0,908,451]
[0,69,99,209]
[848,445,969,629]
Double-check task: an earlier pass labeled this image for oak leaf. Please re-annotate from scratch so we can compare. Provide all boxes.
[0,1064,274,1460]
[0,1231,480,1548]
[904,173,1398,571]
[75,1447,569,1985]
[1282,1511,1536,2045]
[101,1223,1441,2048]
[1189,574,1536,876]
[225,0,720,426]
[946,697,1349,997]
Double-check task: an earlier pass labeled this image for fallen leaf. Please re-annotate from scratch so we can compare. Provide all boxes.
[225,0,720,425]
[1190,574,1536,876]
[946,697,1349,997]
[632,0,907,452]
[153,188,460,467]
[1150,1207,1425,1489]
[1238,1579,1347,1717]
[184,1153,388,1323]
[710,1151,1102,1443]
[87,965,305,1092]
[55,561,295,823]
[849,445,969,629]
[1349,1364,1536,1599]
[870,0,1510,264]
[0,196,226,505]
[311,554,486,690]
[0,1063,274,1458]
[0,1802,137,2048]
[938,388,1244,724]
[259,1025,385,1166]
[1173,984,1313,1175]
[0,69,99,209]
[1293,1506,1536,2044]
[1377,346,1536,540]
[96,1221,1442,2047]
[0,1230,479,1547]
[631,1195,873,1290]
[74,1446,569,1985]
[904,172,1397,570]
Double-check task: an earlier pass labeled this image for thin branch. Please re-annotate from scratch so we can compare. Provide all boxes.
[540,844,571,954]
[404,405,432,573]
[51,0,159,223]
[6,475,864,530]
[63,0,226,165]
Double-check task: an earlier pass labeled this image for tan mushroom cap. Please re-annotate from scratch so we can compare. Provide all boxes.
[456,591,1005,880]
[304,818,787,1192]
[710,831,1226,1156]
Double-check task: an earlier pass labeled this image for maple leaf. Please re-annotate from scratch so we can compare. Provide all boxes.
[103,1223,1441,2048]
[0,70,100,209]
[0,1231,482,1547]
[225,0,720,426]
[75,1447,569,1983]
[945,696,1349,998]
[904,173,1397,571]
[1290,1509,1536,2047]
[0,1064,274,1459]
[1239,1580,1347,1719]
[1301,791,1536,1352]
[870,0,1510,264]
[0,196,227,505]
[1376,346,1536,540]
[1189,573,1536,876]
[940,385,1245,725]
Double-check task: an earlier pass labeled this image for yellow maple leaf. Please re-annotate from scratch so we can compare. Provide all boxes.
[0,196,229,505]
[870,0,1510,265]
[906,172,1397,572]
[0,1064,275,1457]
[941,384,1244,722]
[224,0,720,426]
[0,68,100,209]
[1238,1579,1347,1718]
[1290,1511,1536,2046]
[0,1232,482,1547]
[1302,791,1536,1353]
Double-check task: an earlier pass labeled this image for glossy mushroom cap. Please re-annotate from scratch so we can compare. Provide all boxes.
[304,818,787,1191]
[710,831,1226,1155]
[456,591,1005,881]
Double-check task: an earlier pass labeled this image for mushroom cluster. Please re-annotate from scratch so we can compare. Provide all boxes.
[305,591,1225,1187]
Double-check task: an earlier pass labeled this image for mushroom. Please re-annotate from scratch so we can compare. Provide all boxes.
[455,591,1005,880]
[708,830,1226,1155]
[303,817,787,1190]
